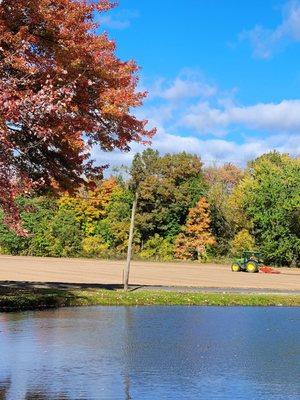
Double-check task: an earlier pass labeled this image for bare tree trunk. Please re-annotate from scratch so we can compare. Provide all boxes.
[123,191,138,290]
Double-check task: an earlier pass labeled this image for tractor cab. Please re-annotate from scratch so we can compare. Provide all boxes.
[231,251,263,273]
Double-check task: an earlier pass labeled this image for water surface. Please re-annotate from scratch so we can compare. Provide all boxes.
[0,306,299,399]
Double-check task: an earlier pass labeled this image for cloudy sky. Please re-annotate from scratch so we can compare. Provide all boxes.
[94,0,300,169]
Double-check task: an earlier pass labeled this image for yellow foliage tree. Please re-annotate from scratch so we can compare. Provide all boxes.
[229,229,255,256]
[226,175,254,232]
[175,197,216,260]
[82,236,109,258]
[58,177,120,235]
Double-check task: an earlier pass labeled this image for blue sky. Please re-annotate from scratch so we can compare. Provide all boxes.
[94,0,300,167]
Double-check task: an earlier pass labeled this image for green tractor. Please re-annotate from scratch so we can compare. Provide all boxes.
[231,251,263,273]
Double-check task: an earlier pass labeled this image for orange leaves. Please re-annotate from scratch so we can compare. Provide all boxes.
[58,177,120,234]
[175,197,215,260]
[0,0,154,232]
[204,163,244,194]
[95,0,115,13]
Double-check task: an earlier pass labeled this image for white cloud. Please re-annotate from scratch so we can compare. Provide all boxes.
[91,69,300,173]
[93,125,300,174]
[148,130,300,166]
[145,71,272,138]
[96,9,138,30]
[182,99,300,135]
[160,78,216,101]
[150,73,217,102]
[242,0,300,58]
[137,104,174,124]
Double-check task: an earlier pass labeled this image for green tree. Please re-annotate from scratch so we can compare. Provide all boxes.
[235,152,300,266]
[134,149,205,242]
[0,214,28,255]
[96,186,137,254]
[0,196,57,255]
[46,209,83,257]
[140,234,174,261]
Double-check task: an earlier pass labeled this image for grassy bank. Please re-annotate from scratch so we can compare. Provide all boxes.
[0,287,299,312]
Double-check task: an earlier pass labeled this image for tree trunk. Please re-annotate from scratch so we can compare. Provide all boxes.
[123,191,138,290]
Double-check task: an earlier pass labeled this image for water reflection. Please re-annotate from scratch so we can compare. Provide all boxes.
[0,380,10,400]
[123,308,133,400]
[0,380,68,400]
[0,307,299,400]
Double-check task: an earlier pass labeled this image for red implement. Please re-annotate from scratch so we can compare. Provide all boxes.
[260,266,281,274]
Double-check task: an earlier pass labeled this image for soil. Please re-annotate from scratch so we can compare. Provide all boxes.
[0,255,299,293]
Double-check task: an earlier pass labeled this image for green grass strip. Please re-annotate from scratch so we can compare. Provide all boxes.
[0,288,299,312]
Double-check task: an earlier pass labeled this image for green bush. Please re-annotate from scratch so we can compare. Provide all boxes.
[82,236,109,258]
[140,234,174,261]
[230,229,255,256]
[0,212,29,255]
[47,209,83,257]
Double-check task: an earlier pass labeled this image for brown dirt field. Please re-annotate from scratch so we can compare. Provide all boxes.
[0,255,299,293]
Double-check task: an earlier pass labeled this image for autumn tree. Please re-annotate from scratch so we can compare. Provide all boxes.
[229,229,255,256]
[204,163,244,195]
[175,197,215,260]
[58,177,120,235]
[0,0,154,232]
[204,163,244,254]
[134,149,205,242]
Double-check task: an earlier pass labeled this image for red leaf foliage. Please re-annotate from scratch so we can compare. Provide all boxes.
[0,0,155,233]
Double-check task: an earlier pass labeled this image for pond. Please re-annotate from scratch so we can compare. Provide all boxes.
[0,306,299,400]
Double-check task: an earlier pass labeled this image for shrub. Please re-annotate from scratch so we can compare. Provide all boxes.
[47,209,83,257]
[230,229,255,256]
[140,234,174,261]
[82,236,109,258]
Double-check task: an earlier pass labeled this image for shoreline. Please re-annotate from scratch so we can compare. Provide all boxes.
[0,288,299,312]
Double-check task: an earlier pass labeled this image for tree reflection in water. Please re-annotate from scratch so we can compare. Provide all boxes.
[0,377,132,400]
[25,393,68,400]
[0,380,10,400]
[0,380,69,400]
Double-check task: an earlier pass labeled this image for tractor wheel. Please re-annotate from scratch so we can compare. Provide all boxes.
[246,261,258,273]
[231,263,241,272]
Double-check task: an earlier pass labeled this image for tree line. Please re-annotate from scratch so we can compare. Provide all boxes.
[0,150,299,267]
